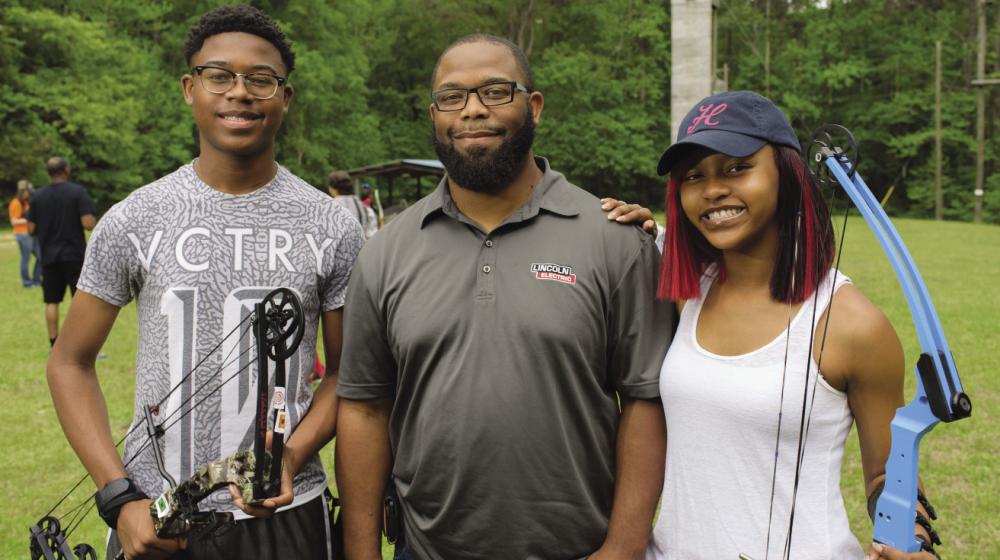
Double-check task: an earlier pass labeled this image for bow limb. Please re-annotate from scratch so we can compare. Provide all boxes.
[815,132,972,552]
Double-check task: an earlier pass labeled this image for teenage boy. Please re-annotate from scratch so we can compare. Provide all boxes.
[46,6,361,559]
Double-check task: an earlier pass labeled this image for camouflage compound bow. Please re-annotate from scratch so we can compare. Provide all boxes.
[30,288,304,559]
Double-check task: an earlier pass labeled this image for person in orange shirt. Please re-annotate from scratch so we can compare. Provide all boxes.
[9,180,42,287]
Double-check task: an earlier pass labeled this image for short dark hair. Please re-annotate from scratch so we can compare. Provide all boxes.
[183,5,295,75]
[46,157,68,177]
[328,171,353,194]
[432,34,533,90]
[658,146,835,304]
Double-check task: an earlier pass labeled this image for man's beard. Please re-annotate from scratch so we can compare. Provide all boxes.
[432,108,535,194]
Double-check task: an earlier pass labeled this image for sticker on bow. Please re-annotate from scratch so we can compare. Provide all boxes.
[154,494,172,518]
[530,263,576,285]
[274,410,289,434]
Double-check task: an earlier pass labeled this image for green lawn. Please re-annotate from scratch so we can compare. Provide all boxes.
[3,217,998,558]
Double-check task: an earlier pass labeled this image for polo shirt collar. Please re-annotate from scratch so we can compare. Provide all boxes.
[420,157,580,229]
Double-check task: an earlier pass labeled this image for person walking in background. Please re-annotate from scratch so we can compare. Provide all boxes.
[26,157,96,345]
[10,179,42,287]
[328,170,378,240]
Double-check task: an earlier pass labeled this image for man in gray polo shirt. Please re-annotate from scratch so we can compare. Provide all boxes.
[336,34,673,560]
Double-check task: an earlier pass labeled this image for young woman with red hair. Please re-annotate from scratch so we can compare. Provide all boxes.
[608,91,938,560]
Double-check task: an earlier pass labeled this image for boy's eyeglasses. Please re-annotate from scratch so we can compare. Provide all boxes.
[191,66,287,100]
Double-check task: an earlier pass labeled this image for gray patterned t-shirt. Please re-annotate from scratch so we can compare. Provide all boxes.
[79,163,363,516]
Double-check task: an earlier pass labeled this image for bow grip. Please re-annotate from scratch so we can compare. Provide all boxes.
[872,378,938,552]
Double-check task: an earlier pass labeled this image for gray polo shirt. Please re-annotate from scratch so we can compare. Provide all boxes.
[338,158,673,560]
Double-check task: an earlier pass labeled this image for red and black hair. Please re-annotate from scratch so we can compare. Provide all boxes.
[657,145,834,304]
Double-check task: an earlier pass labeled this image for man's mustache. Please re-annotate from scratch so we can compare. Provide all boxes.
[448,126,506,139]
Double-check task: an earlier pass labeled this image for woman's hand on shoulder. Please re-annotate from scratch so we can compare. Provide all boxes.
[600,198,659,236]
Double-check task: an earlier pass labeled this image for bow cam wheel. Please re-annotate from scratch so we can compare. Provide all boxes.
[806,124,860,190]
[261,288,304,361]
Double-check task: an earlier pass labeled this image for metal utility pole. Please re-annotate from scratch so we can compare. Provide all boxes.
[935,41,943,220]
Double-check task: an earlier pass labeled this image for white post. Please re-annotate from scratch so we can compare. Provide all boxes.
[671,0,723,142]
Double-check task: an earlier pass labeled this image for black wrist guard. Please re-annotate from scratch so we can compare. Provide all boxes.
[95,478,148,530]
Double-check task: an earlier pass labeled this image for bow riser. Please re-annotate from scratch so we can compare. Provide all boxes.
[876,380,938,552]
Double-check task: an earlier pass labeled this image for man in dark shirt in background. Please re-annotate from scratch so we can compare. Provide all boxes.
[27,156,97,346]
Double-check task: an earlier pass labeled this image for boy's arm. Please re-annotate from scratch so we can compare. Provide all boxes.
[268,309,344,507]
[48,291,125,489]
[49,291,181,558]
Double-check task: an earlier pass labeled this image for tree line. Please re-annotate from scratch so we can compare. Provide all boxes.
[1,0,997,222]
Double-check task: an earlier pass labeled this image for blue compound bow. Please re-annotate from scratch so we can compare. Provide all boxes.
[807,124,973,553]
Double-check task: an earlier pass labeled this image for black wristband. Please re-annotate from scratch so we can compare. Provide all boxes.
[95,478,149,530]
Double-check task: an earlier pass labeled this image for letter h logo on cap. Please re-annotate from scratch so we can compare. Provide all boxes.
[686,103,728,134]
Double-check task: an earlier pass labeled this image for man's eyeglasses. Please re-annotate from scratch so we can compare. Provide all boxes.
[431,81,531,112]
[191,66,287,100]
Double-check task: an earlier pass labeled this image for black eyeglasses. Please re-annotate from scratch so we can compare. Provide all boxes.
[431,81,531,112]
[191,66,287,100]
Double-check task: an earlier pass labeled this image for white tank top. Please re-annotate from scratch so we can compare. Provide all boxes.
[647,268,863,560]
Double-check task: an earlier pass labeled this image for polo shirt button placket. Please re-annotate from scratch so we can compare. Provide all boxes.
[476,235,497,303]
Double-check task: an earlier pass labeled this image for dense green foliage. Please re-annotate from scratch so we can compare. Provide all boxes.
[1,0,997,220]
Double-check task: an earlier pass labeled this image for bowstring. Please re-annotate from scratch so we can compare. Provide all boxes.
[781,164,852,560]
[62,347,260,542]
[154,313,256,410]
[44,312,254,531]
[763,207,803,560]
[62,500,97,543]
[122,346,259,472]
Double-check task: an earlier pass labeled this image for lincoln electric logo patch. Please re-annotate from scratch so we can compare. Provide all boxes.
[531,262,576,285]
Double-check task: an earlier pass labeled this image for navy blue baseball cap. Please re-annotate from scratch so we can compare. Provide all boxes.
[657,91,800,176]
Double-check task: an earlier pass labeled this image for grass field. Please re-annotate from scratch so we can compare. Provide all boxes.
[3,216,998,558]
